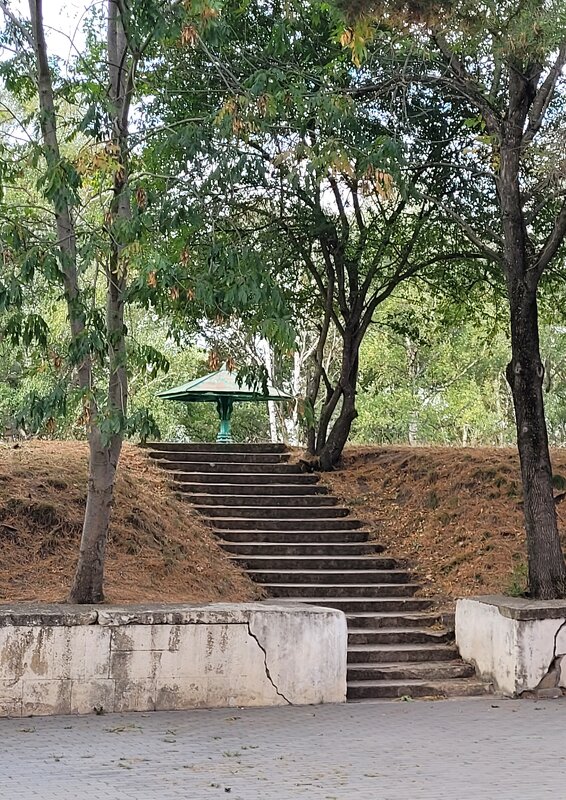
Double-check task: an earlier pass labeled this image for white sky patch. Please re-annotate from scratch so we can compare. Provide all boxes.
[11,0,89,62]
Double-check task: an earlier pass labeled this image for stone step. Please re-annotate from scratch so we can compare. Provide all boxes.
[149,450,290,464]
[274,597,436,613]
[228,555,397,570]
[345,612,444,629]
[182,493,338,508]
[173,481,326,495]
[209,517,363,531]
[347,627,454,646]
[221,542,385,556]
[262,583,420,598]
[347,660,475,682]
[196,505,350,519]
[169,471,321,485]
[347,643,459,664]
[347,678,491,700]
[157,461,304,474]
[146,442,287,453]
[218,531,372,543]
[248,569,412,585]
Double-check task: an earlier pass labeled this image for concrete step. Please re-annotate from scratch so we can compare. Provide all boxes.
[345,611,444,629]
[221,542,385,556]
[347,660,475,682]
[347,643,459,664]
[274,597,436,613]
[262,583,420,598]
[170,471,320,485]
[347,678,491,700]
[217,531,371,543]
[228,555,397,570]
[348,627,454,646]
[248,569,412,585]
[145,442,287,453]
[209,517,363,531]
[195,505,350,519]
[173,481,326,496]
[158,461,304,474]
[149,450,290,464]
[182,494,338,508]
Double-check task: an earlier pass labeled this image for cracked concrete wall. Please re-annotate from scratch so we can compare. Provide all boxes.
[0,603,347,717]
[456,596,566,696]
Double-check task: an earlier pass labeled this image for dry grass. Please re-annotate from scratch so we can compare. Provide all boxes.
[0,441,259,604]
[321,446,566,603]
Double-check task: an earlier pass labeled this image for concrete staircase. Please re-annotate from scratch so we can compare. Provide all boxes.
[147,442,491,700]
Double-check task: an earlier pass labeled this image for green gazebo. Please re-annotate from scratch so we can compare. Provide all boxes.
[157,363,292,443]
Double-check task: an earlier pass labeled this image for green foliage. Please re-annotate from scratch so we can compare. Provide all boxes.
[506,560,528,598]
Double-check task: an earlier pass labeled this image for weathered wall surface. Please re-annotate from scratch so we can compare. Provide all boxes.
[456,595,566,697]
[0,603,347,716]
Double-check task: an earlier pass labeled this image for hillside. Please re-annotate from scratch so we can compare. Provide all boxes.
[3,441,566,606]
[0,441,258,604]
[321,446,566,602]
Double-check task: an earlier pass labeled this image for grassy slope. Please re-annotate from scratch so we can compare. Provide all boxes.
[321,446,566,602]
[0,441,259,604]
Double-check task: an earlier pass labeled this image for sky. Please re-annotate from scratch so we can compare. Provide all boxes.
[11,0,88,61]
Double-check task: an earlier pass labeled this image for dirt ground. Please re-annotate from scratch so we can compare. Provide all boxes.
[0,441,259,604]
[321,446,566,602]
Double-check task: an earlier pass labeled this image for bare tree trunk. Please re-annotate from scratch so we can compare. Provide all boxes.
[259,338,278,442]
[306,283,333,454]
[316,330,359,470]
[506,282,566,598]
[498,106,566,599]
[70,433,118,603]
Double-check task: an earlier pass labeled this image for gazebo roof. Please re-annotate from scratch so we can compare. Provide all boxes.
[157,363,292,403]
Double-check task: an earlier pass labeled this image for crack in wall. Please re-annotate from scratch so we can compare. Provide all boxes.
[245,622,292,705]
[551,619,566,662]
[524,618,566,697]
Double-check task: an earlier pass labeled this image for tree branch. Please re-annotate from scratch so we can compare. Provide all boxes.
[0,0,35,48]
[523,43,566,146]
[533,196,566,277]
[419,192,502,262]
[432,32,502,136]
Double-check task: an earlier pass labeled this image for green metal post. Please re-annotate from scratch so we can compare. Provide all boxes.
[216,396,234,443]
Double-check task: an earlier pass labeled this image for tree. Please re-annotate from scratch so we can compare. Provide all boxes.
[338,0,566,598]
[143,0,486,469]
[0,0,178,601]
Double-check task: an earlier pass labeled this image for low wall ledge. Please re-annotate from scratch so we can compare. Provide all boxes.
[463,595,566,621]
[0,601,347,715]
[0,601,340,627]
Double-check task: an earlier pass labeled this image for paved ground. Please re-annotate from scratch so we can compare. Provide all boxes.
[1,697,565,799]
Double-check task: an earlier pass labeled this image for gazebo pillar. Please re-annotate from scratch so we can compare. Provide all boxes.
[216,396,234,443]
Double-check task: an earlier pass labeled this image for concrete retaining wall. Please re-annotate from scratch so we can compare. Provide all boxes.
[0,603,347,716]
[456,595,566,697]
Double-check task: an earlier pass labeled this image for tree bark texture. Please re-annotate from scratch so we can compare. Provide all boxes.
[316,330,359,470]
[497,77,566,599]
[69,433,118,603]
[505,282,566,599]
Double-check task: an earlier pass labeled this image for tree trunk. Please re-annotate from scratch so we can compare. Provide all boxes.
[497,94,566,600]
[316,332,359,470]
[69,0,131,602]
[68,434,119,603]
[306,287,333,455]
[506,284,566,599]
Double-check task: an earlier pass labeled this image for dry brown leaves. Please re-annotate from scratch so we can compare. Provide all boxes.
[321,446,566,606]
[0,441,259,604]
